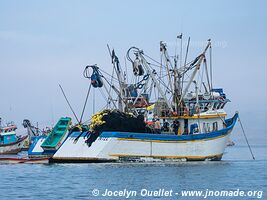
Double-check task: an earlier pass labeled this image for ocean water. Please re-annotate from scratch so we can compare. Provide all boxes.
[0,140,266,200]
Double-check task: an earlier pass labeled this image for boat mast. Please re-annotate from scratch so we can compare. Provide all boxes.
[137,50,173,111]
[160,41,182,114]
[178,40,211,105]
[160,41,174,97]
[107,45,125,111]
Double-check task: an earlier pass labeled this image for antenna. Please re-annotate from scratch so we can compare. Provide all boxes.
[59,84,79,123]
[179,33,183,67]
[180,33,183,67]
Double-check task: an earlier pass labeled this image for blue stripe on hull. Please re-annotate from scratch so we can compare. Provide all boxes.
[69,113,238,142]
[28,136,46,155]
[28,136,56,156]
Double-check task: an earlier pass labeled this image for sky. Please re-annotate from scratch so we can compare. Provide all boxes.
[0,0,267,138]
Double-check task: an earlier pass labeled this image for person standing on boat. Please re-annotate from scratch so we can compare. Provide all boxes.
[171,120,179,135]
[162,119,170,132]
[154,118,161,134]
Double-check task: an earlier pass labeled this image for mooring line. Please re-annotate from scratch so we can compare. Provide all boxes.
[238,115,255,160]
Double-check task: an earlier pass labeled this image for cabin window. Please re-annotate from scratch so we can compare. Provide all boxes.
[190,124,199,134]
[207,123,211,132]
[203,123,210,133]
[184,119,189,135]
[203,123,206,133]
[213,122,218,131]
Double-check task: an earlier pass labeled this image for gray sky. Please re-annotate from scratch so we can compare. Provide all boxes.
[0,0,266,132]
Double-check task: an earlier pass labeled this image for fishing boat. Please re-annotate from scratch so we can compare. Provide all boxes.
[28,117,71,158]
[22,119,48,150]
[0,119,27,154]
[52,38,238,162]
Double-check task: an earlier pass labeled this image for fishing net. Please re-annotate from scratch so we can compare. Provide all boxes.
[90,109,152,133]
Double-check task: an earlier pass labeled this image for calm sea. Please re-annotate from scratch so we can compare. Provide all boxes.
[0,136,266,200]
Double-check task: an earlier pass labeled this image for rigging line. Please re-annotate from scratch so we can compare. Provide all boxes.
[159,53,163,78]
[163,54,174,95]
[158,73,171,80]
[102,78,119,103]
[107,66,115,95]
[149,62,163,69]
[149,82,155,101]
[124,56,128,83]
[199,64,205,92]
[180,33,183,68]
[196,66,202,93]
[209,45,213,90]
[214,109,227,126]
[93,88,95,116]
[133,79,149,106]
[59,84,79,123]
[160,52,163,78]
[81,118,90,125]
[79,83,92,124]
[154,74,173,94]
[204,58,211,91]
[98,69,120,83]
[238,115,255,160]
[143,53,163,66]
[98,87,109,106]
[100,100,110,111]
[98,67,118,80]
[102,82,117,109]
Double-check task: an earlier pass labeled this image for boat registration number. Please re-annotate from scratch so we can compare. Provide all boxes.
[98,137,109,141]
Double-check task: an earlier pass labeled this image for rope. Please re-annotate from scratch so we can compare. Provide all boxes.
[79,83,92,124]
[238,115,255,160]
[59,84,79,123]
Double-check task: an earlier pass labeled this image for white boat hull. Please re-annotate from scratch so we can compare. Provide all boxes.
[52,131,231,162]
[52,114,238,163]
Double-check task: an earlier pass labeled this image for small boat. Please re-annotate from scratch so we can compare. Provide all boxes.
[0,157,49,164]
[41,117,71,151]
[0,119,28,154]
[28,117,71,158]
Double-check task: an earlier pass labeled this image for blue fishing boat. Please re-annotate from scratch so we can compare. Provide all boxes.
[0,119,27,154]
